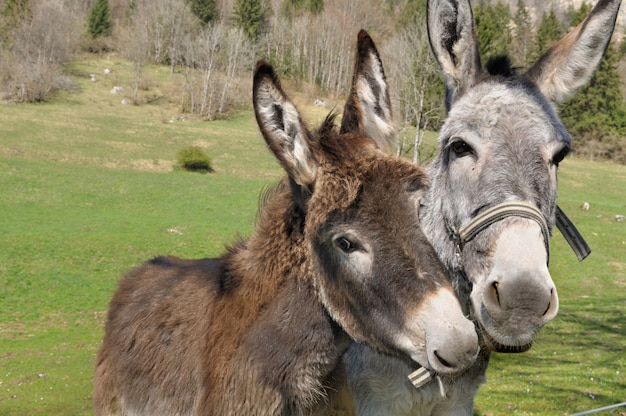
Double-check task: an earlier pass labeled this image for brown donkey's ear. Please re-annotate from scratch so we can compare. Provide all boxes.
[341,30,395,152]
[427,0,482,108]
[525,0,621,103]
[253,61,317,189]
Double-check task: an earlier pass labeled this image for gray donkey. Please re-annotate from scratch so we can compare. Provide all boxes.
[343,0,621,414]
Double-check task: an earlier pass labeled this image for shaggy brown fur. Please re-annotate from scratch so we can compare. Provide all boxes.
[93,31,478,416]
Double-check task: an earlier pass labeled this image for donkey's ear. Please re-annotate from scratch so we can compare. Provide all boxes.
[427,0,482,106]
[253,61,317,188]
[340,30,394,152]
[525,0,621,103]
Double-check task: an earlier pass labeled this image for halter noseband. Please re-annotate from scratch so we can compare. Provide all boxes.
[446,201,591,266]
[449,201,551,264]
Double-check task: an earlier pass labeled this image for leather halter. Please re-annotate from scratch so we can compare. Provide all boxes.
[555,206,591,261]
[408,201,590,392]
[446,201,591,266]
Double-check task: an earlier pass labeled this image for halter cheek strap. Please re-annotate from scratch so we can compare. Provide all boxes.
[555,205,591,261]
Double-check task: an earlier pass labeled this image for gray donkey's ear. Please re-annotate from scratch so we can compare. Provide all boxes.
[341,30,395,152]
[526,0,621,103]
[253,61,317,188]
[427,0,482,107]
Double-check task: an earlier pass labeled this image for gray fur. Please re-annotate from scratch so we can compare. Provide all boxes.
[345,0,621,414]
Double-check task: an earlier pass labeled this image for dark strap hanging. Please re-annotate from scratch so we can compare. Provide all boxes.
[555,205,591,261]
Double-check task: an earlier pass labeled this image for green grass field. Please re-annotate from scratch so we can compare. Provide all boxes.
[0,56,624,415]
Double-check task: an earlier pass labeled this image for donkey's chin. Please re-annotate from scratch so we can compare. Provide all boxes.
[478,323,533,353]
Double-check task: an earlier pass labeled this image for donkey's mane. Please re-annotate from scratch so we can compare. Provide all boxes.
[485,55,518,78]
[256,180,285,221]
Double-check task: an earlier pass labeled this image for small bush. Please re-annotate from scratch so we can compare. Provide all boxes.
[176,146,213,173]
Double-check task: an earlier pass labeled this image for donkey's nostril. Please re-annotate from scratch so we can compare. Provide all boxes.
[492,281,500,306]
[483,280,501,311]
[543,288,554,316]
[433,350,452,368]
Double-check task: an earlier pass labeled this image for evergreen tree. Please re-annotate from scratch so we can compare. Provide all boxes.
[511,0,532,68]
[232,0,265,40]
[306,0,323,15]
[474,2,512,63]
[621,26,626,58]
[88,0,112,39]
[559,2,626,162]
[1,0,31,23]
[530,8,561,62]
[1,0,31,44]
[397,0,426,28]
[188,0,218,25]
[281,0,322,19]
[560,43,626,140]
[565,1,591,27]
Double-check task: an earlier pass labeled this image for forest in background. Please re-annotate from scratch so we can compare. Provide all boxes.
[1,0,625,163]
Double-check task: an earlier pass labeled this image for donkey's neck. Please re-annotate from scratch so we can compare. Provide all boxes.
[232,276,350,413]
[420,175,473,316]
[219,183,351,414]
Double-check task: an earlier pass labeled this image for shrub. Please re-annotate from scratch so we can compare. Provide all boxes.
[176,146,213,173]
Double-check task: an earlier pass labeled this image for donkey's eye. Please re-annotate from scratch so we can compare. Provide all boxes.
[451,140,473,157]
[334,237,359,253]
[551,146,570,167]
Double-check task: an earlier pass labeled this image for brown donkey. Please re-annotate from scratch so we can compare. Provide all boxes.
[93,31,478,416]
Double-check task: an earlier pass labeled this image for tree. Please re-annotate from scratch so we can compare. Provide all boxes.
[560,42,626,160]
[396,0,426,28]
[1,0,80,102]
[530,8,561,62]
[232,0,265,40]
[565,1,591,28]
[1,0,31,26]
[620,26,626,58]
[120,6,150,105]
[0,0,31,48]
[474,1,512,63]
[218,27,253,115]
[88,0,112,38]
[197,24,223,118]
[510,0,532,68]
[187,0,218,25]
[384,5,445,161]
[307,0,323,15]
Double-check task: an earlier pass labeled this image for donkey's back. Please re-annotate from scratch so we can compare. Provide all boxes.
[94,256,226,415]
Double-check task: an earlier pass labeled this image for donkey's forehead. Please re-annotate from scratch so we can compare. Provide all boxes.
[442,80,571,146]
[306,152,426,231]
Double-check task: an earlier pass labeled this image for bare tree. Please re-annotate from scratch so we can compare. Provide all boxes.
[164,1,200,73]
[120,9,151,105]
[261,0,394,98]
[132,0,198,68]
[198,24,224,119]
[218,27,253,116]
[383,24,444,161]
[0,0,82,102]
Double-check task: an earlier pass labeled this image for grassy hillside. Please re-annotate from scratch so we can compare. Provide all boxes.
[0,56,624,415]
